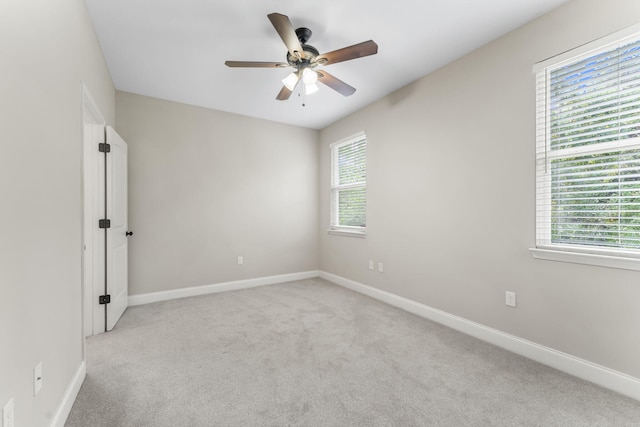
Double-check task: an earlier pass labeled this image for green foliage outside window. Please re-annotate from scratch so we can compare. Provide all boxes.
[332,136,366,229]
[548,40,640,249]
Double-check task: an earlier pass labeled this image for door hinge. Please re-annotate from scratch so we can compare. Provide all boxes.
[98,143,111,153]
[98,219,111,229]
[99,295,111,305]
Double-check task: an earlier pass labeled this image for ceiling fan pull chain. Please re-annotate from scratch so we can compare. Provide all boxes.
[301,83,306,107]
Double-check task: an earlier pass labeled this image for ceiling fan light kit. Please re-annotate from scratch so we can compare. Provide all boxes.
[305,82,319,95]
[302,68,318,85]
[282,72,299,91]
[225,13,378,101]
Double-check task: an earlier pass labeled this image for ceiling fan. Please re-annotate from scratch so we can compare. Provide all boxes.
[225,13,378,100]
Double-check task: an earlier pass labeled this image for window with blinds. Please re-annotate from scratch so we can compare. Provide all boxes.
[535,32,640,254]
[330,132,367,233]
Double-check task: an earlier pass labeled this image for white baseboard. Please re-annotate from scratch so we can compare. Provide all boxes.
[128,270,321,306]
[319,271,640,402]
[49,360,86,427]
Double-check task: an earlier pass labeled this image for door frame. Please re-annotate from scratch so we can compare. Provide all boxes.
[82,85,106,337]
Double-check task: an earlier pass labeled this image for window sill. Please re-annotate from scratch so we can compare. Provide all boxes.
[328,229,367,238]
[529,246,640,272]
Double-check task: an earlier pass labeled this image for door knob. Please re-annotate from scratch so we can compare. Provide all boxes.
[126,231,134,236]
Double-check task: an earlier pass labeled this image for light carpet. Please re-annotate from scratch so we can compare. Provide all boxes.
[66,278,640,426]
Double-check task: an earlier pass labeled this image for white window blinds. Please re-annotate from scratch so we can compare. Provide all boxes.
[331,132,367,231]
[535,34,640,252]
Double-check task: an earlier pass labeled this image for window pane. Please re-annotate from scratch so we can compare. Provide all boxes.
[338,187,366,227]
[338,139,366,185]
[551,149,640,248]
[549,39,640,151]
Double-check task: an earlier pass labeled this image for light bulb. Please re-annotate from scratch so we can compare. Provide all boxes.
[282,72,299,91]
[302,68,318,85]
[305,83,319,95]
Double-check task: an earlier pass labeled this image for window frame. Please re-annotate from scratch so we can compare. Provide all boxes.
[329,131,367,237]
[531,24,640,271]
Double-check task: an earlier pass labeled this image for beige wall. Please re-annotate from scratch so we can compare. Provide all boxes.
[115,92,319,295]
[0,0,115,425]
[319,0,640,379]
[2,2,638,425]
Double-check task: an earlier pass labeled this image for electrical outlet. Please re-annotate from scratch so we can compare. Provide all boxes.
[34,361,43,396]
[237,256,243,265]
[378,262,384,273]
[368,260,374,270]
[3,398,14,427]
[505,291,517,307]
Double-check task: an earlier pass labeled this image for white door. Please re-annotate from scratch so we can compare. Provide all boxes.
[106,126,128,331]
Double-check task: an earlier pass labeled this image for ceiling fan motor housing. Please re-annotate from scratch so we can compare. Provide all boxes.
[287,43,319,67]
[287,27,320,67]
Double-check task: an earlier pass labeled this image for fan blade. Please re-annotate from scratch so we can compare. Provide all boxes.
[225,61,288,68]
[276,85,293,100]
[317,71,356,97]
[316,40,378,66]
[268,13,303,59]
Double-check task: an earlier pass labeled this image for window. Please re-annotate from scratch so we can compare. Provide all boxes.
[533,27,640,269]
[330,132,367,236]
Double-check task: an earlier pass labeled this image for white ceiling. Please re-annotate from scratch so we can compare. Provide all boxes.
[85,0,569,130]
